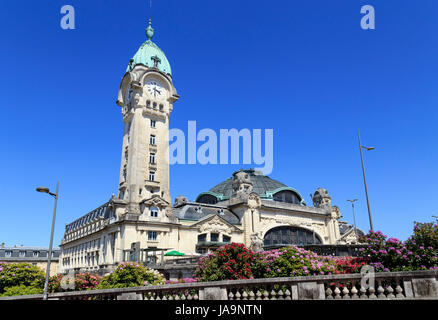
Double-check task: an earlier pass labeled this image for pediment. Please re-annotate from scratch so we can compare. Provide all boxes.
[192,214,241,234]
[140,195,170,208]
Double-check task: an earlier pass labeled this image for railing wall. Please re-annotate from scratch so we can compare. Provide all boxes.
[1,270,437,300]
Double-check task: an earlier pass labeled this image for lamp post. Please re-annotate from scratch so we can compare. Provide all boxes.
[36,181,59,300]
[347,199,359,238]
[358,130,374,232]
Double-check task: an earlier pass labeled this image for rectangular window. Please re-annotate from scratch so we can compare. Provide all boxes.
[19,251,25,257]
[150,153,156,164]
[150,135,156,145]
[148,231,158,241]
[223,235,231,243]
[149,171,155,181]
[150,120,156,128]
[210,233,219,242]
[150,207,158,218]
[5,251,12,257]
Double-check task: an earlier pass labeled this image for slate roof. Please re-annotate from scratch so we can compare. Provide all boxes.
[173,203,240,225]
[65,202,114,233]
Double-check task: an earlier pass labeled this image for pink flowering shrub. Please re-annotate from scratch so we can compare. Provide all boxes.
[333,257,367,274]
[195,243,339,281]
[195,243,259,281]
[259,247,337,277]
[358,222,438,272]
[97,262,165,289]
[74,273,102,291]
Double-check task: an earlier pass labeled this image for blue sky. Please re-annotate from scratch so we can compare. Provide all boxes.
[0,0,437,247]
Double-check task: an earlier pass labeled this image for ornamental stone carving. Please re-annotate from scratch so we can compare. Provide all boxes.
[174,195,188,207]
[250,232,264,252]
[140,195,169,209]
[331,206,341,220]
[231,170,253,202]
[247,192,261,210]
[313,188,332,209]
[199,216,232,235]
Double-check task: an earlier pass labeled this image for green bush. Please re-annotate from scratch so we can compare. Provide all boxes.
[0,262,45,294]
[97,262,165,289]
[0,285,43,297]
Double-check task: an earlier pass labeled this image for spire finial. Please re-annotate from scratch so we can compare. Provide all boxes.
[146,18,154,40]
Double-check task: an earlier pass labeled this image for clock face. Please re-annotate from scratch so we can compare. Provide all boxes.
[146,80,164,100]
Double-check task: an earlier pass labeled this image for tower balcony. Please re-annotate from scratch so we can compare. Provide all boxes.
[145,179,160,188]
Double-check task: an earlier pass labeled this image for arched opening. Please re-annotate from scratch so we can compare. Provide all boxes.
[263,226,322,248]
[272,190,301,204]
[197,194,218,204]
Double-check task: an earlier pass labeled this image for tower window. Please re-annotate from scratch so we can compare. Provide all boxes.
[150,135,156,145]
[150,153,156,164]
[159,104,163,111]
[153,102,157,109]
[146,100,151,107]
[150,120,156,128]
[150,207,158,218]
[149,171,155,181]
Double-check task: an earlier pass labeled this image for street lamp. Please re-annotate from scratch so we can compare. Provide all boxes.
[347,199,359,239]
[36,181,59,300]
[358,130,374,232]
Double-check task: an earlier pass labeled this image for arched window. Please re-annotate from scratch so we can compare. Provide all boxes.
[263,226,321,247]
[197,194,218,204]
[273,190,301,204]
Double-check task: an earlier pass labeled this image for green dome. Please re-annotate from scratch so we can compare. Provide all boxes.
[126,20,172,76]
[195,169,306,205]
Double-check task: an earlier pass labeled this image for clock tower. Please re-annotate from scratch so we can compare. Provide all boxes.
[116,19,179,217]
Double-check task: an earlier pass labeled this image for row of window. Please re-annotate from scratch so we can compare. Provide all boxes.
[2,250,55,258]
[146,100,164,111]
[197,233,231,243]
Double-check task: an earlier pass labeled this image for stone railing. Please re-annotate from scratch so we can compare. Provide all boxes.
[1,270,437,300]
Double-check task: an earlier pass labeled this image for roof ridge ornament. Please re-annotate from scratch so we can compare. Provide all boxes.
[146,18,154,41]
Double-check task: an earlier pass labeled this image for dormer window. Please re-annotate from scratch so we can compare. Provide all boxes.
[150,207,158,218]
